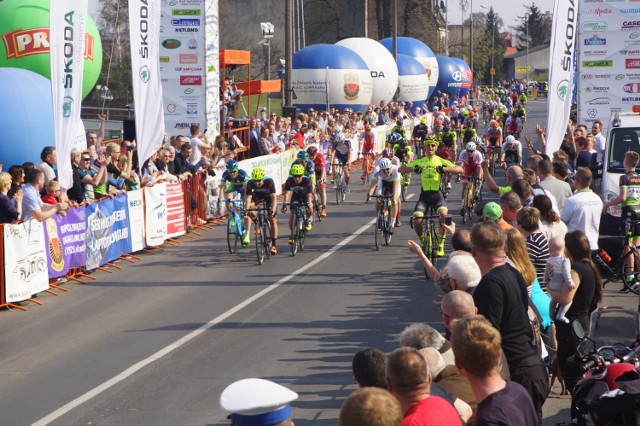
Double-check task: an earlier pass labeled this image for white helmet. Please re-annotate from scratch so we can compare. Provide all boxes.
[466,141,477,151]
[504,135,515,144]
[379,158,392,170]
[334,131,345,142]
[471,136,482,145]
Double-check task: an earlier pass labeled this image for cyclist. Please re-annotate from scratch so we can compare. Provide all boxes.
[290,150,315,178]
[456,141,485,213]
[307,146,327,217]
[504,112,522,139]
[328,131,352,194]
[439,124,458,161]
[391,119,407,142]
[602,151,640,289]
[366,148,401,203]
[392,134,414,165]
[219,160,250,245]
[399,136,463,257]
[244,167,279,255]
[432,117,444,135]
[500,135,523,168]
[518,91,527,106]
[412,118,429,156]
[281,164,314,243]
[460,119,477,145]
[484,119,503,150]
[372,157,402,229]
[360,123,377,181]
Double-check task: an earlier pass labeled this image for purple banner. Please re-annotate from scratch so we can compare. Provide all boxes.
[43,206,87,278]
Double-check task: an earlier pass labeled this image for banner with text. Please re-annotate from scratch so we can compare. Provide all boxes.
[166,182,186,238]
[546,0,579,155]
[43,207,87,278]
[129,0,166,167]
[3,220,49,302]
[127,189,146,252]
[85,194,132,269]
[144,183,168,246]
[205,0,220,136]
[50,0,87,189]
[160,0,206,137]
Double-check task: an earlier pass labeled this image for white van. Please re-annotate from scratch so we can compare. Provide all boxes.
[602,108,640,217]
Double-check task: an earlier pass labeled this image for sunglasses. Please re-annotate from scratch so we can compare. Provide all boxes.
[82,158,92,161]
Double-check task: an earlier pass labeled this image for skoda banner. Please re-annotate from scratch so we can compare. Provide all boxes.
[129,0,165,168]
[49,0,87,190]
[546,0,578,156]
[577,1,640,133]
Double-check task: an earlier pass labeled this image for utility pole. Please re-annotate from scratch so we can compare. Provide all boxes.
[285,0,292,106]
[364,0,368,38]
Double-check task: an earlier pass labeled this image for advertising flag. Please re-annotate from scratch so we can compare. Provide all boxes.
[546,0,579,155]
[50,0,87,189]
[129,0,165,168]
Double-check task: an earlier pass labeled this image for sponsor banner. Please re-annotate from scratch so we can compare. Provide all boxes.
[3,220,49,301]
[127,189,146,252]
[85,194,132,270]
[129,0,166,169]
[43,207,87,278]
[49,0,87,190]
[205,0,220,136]
[144,183,168,247]
[546,0,579,156]
[161,0,206,137]
[238,153,286,195]
[166,182,186,238]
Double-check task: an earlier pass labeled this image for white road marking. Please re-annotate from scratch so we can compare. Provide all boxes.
[33,217,380,426]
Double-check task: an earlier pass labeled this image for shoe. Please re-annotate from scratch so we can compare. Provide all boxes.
[345,187,351,195]
[230,217,236,227]
[460,208,465,216]
[320,207,327,217]
[305,221,313,231]
[330,179,334,184]
[270,246,278,255]
[360,174,365,180]
[446,182,452,189]
[395,218,401,227]
[419,235,425,246]
[436,247,445,257]
[242,232,250,246]
[288,238,295,245]
[365,196,371,204]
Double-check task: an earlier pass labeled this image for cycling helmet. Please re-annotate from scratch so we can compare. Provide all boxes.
[381,148,394,158]
[435,118,443,126]
[334,131,346,142]
[396,119,403,127]
[379,158,392,170]
[490,120,499,128]
[466,141,477,151]
[443,125,451,133]
[364,124,372,131]
[226,159,239,172]
[399,138,408,148]
[297,150,310,161]
[291,164,305,176]
[251,167,266,180]
[462,110,469,116]
[471,136,482,145]
[420,118,428,125]
[424,135,439,145]
[504,135,515,144]
[307,146,318,156]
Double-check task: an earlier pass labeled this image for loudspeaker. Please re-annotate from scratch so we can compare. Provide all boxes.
[282,106,300,120]
[123,119,136,142]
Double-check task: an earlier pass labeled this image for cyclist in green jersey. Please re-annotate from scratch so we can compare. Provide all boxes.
[390,119,408,144]
[399,136,463,256]
[439,125,458,160]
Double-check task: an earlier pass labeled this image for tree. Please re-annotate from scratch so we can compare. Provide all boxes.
[512,3,550,50]
[483,7,507,84]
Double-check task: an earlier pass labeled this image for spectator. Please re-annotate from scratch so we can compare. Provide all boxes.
[561,167,602,251]
[219,378,297,426]
[592,120,606,164]
[547,231,602,394]
[499,191,522,225]
[21,169,68,221]
[0,172,21,223]
[516,207,550,289]
[533,194,568,242]
[451,316,539,426]
[7,165,24,198]
[78,150,107,202]
[36,146,57,189]
[257,127,273,156]
[482,201,512,230]
[67,147,85,204]
[481,162,523,195]
[105,142,126,191]
[399,323,455,365]
[575,135,596,168]
[470,221,549,420]
[249,119,261,158]
[141,151,161,187]
[537,158,573,212]
[385,347,464,425]
[352,348,387,389]
[340,387,403,426]
[188,123,211,166]
[42,180,61,204]
[174,142,199,176]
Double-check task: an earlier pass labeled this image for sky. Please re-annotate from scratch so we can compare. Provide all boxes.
[445,0,555,33]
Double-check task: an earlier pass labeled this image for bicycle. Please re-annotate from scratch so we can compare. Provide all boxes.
[486,146,499,177]
[594,219,640,294]
[225,195,245,254]
[333,162,347,205]
[399,160,411,202]
[286,201,308,256]
[312,179,323,222]
[246,205,273,265]
[360,152,375,184]
[440,172,450,201]
[372,193,394,250]
[461,175,482,224]
[413,139,424,159]
[410,207,441,266]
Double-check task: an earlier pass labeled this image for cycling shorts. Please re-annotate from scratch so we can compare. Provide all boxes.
[413,190,445,215]
[334,155,349,165]
[462,165,479,182]
[381,180,395,197]
[623,205,640,238]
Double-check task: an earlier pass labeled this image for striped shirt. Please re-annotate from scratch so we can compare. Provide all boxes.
[526,232,550,290]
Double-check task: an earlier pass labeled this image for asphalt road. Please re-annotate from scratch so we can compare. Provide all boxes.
[0,99,637,426]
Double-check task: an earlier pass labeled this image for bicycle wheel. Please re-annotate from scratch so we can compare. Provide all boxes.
[489,154,496,177]
[335,173,342,205]
[313,194,323,222]
[255,219,265,264]
[298,215,306,251]
[263,219,273,259]
[467,182,476,222]
[384,210,392,246]
[290,215,299,256]
[429,223,440,264]
[401,178,407,202]
[375,210,383,250]
[621,249,640,294]
[227,214,239,254]
[461,187,469,224]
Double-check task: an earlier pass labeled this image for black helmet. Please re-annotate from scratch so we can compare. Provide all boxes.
[443,125,451,133]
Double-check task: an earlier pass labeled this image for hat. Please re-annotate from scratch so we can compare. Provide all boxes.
[220,378,298,426]
[483,202,503,221]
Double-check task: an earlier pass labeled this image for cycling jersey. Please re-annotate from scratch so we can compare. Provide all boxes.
[393,144,413,163]
[436,145,452,161]
[247,178,276,203]
[374,164,401,183]
[312,152,326,172]
[407,155,455,192]
[290,159,314,177]
[505,117,522,135]
[501,141,522,157]
[360,131,376,153]
[283,176,313,201]
[457,150,484,179]
[461,128,477,143]
[391,126,407,140]
[439,131,457,148]
[412,124,429,141]
[485,127,503,144]
[331,140,352,162]
[621,172,640,237]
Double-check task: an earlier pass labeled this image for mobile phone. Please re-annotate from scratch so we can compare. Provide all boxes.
[445,216,452,226]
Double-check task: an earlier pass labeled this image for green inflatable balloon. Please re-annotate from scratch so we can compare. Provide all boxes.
[0,0,103,99]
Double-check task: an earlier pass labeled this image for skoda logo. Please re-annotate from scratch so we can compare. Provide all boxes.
[62,96,73,118]
[587,109,597,118]
[184,88,194,94]
[139,66,150,83]
[452,71,462,82]
[616,74,626,80]
[557,80,569,101]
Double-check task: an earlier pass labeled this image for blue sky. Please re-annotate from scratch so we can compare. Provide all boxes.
[446,0,555,32]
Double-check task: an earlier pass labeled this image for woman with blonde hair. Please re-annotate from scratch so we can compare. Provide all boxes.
[0,172,21,223]
[505,228,553,330]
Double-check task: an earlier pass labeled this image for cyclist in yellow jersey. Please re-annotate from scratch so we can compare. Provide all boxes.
[399,136,464,256]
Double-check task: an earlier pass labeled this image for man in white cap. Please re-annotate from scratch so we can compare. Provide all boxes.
[220,378,298,426]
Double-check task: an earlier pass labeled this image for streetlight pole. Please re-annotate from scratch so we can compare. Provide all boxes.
[285,0,292,106]
[261,22,274,116]
[470,0,473,89]
[525,13,530,83]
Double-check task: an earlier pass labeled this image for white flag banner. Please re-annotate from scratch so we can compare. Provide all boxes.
[545,0,578,156]
[50,0,87,190]
[129,0,165,167]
